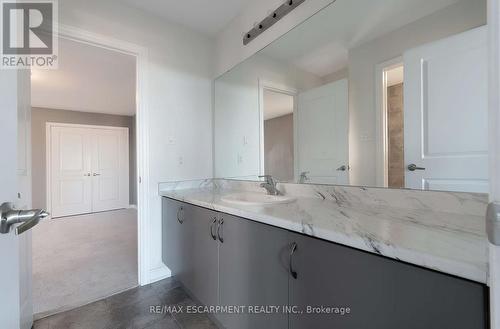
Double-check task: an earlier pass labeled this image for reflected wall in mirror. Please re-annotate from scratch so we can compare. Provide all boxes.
[214,0,488,193]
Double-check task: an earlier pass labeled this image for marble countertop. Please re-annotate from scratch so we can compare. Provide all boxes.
[159,180,488,284]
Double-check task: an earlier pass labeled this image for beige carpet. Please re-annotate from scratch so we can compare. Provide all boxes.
[32,209,138,318]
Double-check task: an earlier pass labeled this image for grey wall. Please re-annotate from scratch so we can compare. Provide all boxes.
[31,107,137,209]
[348,0,487,186]
[264,114,294,182]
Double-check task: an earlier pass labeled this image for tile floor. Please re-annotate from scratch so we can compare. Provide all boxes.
[33,278,219,329]
[33,209,138,317]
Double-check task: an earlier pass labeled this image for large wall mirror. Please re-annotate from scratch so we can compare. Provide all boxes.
[214,0,488,193]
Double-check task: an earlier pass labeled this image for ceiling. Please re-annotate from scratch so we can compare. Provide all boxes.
[264,89,294,120]
[121,0,249,36]
[261,0,468,77]
[31,38,136,116]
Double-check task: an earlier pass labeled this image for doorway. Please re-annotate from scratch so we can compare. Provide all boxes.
[30,37,139,318]
[385,64,405,188]
[377,59,405,188]
[262,89,295,182]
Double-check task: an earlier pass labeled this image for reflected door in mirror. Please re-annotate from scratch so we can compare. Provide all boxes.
[404,27,488,193]
[297,80,349,185]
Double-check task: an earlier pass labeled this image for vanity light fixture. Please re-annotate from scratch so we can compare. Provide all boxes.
[243,0,306,45]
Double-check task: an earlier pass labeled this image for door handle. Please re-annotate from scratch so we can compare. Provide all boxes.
[487,202,500,246]
[92,173,101,176]
[0,203,49,234]
[289,242,298,279]
[407,164,426,171]
[209,217,217,240]
[84,173,91,177]
[217,217,224,243]
[336,165,347,171]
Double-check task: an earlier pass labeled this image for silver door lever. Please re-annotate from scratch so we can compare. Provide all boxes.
[487,202,500,246]
[407,164,426,171]
[0,202,49,234]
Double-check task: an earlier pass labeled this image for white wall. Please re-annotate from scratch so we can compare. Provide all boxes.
[348,0,486,186]
[214,53,322,179]
[215,0,335,77]
[58,0,214,282]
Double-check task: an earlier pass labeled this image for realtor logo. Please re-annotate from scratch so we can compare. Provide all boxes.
[1,0,58,69]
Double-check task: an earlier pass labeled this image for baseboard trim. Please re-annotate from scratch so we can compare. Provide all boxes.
[148,264,171,284]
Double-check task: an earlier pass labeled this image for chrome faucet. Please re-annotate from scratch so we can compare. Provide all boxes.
[259,175,280,195]
[299,171,310,183]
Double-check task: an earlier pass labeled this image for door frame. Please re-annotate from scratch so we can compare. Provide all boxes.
[56,24,151,285]
[375,56,403,188]
[258,79,298,178]
[488,0,500,327]
[45,122,130,216]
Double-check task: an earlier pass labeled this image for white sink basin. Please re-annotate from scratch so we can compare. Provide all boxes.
[221,192,296,206]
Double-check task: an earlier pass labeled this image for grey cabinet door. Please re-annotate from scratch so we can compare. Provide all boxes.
[161,198,184,276]
[218,214,289,329]
[181,204,219,308]
[288,232,397,329]
[392,259,487,329]
[288,232,487,329]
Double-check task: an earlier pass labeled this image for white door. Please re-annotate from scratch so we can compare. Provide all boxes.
[49,125,129,217]
[91,128,129,212]
[404,26,489,193]
[50,126,92,218]
[296,79,349,184]
[0,70,34,329]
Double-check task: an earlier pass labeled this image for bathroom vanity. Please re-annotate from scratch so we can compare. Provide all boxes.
[160,180,489,329]
[161,1,492,327]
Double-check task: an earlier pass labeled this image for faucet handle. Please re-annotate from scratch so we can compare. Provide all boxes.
[258,175,280,195]
[259,175,276,185]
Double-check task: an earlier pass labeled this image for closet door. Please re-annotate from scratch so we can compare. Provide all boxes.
[50,126,93,218]
[91,128,129,212]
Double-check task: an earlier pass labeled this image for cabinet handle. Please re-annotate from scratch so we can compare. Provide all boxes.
[210,217,217,240]
[176,206,184,224]
[217,217,224,243]
[289,242,298,279]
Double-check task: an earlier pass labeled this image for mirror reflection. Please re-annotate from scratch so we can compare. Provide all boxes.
[214,0,488,193]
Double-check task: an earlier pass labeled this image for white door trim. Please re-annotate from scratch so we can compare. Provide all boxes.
[57,24,153,285]
[45,122,129,216]
[488,0,500,327]
[258,79,298,179]
[375,57,403,188]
